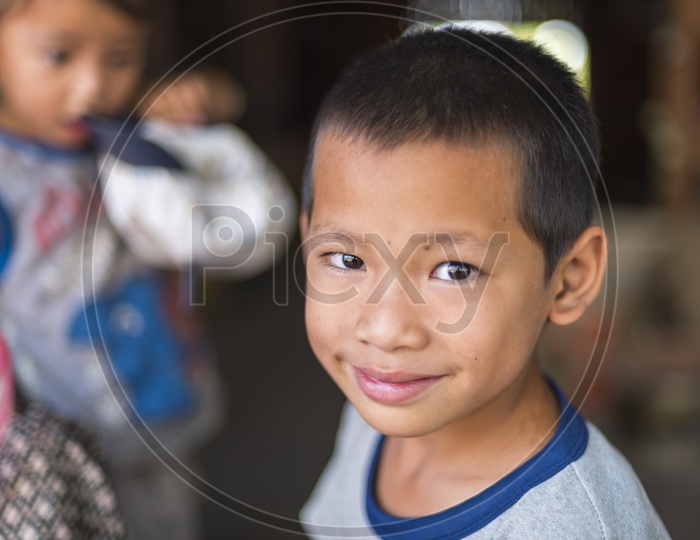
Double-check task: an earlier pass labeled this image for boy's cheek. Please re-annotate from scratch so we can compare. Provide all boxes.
[305,267,362,306]
[304,319,336,375]
[306,301,350,352]
[304,304,332,348]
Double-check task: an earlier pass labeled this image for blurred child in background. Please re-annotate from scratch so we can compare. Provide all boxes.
[0,331,125,539]
[0,0,295,537]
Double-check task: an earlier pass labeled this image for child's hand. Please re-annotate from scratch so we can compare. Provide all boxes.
[139,69,246,125]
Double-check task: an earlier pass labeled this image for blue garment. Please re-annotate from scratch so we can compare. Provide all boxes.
[0,196,12,278]
[69,274,194,421]
[301,382,670,539]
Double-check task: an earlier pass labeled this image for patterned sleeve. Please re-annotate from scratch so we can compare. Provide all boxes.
[0,341,125,539]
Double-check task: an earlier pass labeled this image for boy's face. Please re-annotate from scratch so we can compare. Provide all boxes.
[0,0,148,148]
[303,134,561,438]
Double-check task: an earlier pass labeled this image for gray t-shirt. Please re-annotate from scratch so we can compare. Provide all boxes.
[301,386,669,539]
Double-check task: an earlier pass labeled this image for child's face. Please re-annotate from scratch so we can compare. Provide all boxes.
[303,134,561,438]
[0,0,148,148]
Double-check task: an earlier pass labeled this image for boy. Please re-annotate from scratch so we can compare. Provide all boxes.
[300,26,669,538]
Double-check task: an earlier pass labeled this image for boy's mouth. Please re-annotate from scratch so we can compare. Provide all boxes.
[63,118,90,141]
[352,366,442,404]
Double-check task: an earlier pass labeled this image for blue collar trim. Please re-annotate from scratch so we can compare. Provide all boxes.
[0,128,91,162]
[366,380,589,539]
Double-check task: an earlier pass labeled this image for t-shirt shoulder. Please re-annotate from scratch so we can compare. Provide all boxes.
[492,423,670,539]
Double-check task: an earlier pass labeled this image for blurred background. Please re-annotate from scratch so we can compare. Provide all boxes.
[159,1,700,538]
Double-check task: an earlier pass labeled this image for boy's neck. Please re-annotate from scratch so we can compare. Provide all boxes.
[375,364,559,518]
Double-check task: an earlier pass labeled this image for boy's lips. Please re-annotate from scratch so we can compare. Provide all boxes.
[63,118,90,140]
[352,366,442,404]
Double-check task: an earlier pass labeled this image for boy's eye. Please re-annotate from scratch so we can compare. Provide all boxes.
[47,49,71,65]
[329,252,366,271]
[107,52,139,69]
[432,261,478,281]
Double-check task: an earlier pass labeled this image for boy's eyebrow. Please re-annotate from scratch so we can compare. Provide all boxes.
[308,224,490,249]
[34,32,143,44]
[308,224,364,246]
[433,231,490,249]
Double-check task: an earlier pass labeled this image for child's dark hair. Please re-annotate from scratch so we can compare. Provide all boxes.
[302,26,600,280]
[0,0,154,19]
[0,0,170,76]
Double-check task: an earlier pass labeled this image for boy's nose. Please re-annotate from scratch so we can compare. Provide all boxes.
[354,279,430,352]
[72,64,107,113]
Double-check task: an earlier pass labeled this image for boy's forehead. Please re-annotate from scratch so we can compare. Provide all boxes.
[310,132,521,235]
[312,131,520,200]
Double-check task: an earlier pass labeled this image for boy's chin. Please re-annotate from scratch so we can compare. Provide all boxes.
[350,398,446,439]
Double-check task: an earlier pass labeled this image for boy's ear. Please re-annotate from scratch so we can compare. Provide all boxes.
[548,226,607,326]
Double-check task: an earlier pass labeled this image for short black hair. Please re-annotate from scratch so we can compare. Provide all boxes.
[99,0,154,21]
[302,26,600,279]
[0,0,155,20]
